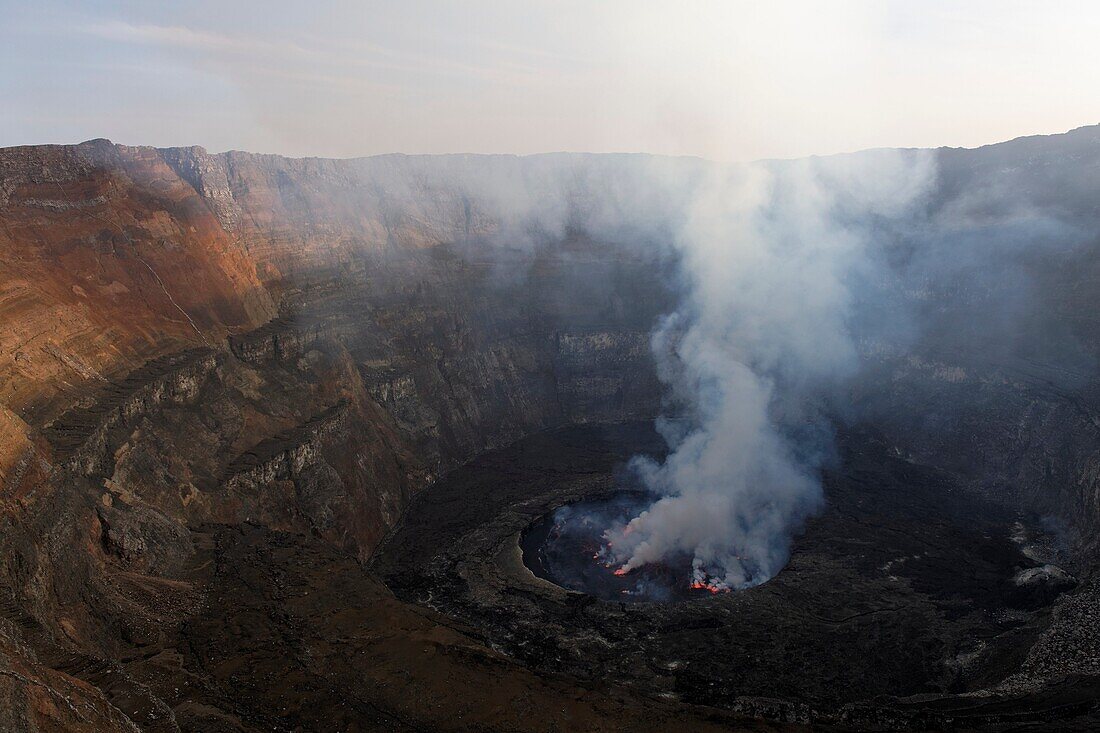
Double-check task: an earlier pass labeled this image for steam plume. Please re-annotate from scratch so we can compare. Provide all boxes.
[604,152,936,590]
[333,149,940,592]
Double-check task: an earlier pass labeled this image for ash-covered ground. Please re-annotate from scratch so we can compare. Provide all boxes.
[374,421,1094,730]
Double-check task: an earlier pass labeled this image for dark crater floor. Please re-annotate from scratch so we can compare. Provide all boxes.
[372,422,1090,729]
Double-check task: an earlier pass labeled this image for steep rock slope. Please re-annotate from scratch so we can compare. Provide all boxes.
[0,140,671,731]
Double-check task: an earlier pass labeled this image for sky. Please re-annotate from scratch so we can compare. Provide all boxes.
[2,1,1100,161]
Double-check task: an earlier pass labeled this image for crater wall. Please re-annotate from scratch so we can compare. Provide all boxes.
[4,129,1100,730]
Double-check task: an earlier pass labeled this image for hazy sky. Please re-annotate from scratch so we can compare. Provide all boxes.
[3,1,1099,160]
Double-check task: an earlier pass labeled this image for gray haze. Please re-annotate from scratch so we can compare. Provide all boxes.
[4,2,1100,159]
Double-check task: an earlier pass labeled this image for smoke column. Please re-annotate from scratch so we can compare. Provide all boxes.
[603,151,936,591]
[366,151,937,593]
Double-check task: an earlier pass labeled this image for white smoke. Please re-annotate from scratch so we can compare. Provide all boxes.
[603,151,937,591]
[338,149,939,592]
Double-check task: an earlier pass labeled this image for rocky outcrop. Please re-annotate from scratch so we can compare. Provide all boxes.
[43,349,218,476]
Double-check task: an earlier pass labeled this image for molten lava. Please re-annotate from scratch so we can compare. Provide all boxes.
[522,492,739,602]
[689,579,724,594]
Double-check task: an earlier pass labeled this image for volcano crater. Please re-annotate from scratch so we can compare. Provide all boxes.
[373,421,1078,726]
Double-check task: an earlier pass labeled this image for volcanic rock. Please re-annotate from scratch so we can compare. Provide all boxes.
[3,128,1100,730]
